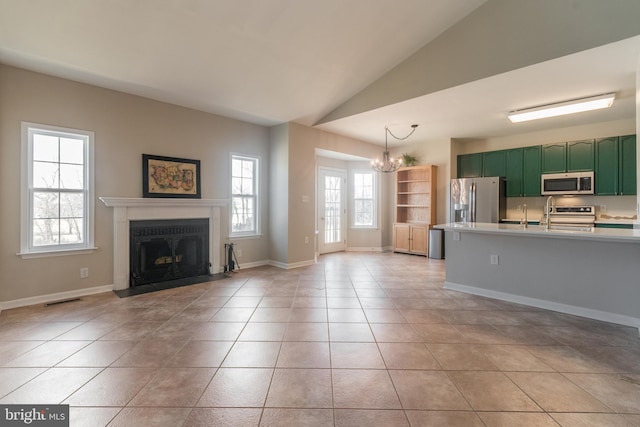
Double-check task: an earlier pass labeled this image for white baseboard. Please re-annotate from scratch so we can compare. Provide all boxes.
[233,259,271,270]
[268,259,316,270]
[0,284,115,312]
[346,246,384,252]
[445,281,640,331]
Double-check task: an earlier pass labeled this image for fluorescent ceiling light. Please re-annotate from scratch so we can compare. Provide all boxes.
[508,93,615,123]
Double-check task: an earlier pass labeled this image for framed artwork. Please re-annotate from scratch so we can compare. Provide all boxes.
[142,154,201,198]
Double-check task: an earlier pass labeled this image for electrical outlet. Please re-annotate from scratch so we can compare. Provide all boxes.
[236,248,243,257]
[453,232,460,241]
[490,255,499,265]
[304,236,309,244]
[80,267,89,278]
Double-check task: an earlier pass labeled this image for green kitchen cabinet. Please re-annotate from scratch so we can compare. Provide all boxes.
[505,148,523,197]
[522,145,542,196]
[457,153,483,178]
[541,143,567,174]
[567,139,594,172]
[619,134,636,195]
[482,150,507,178]
[595,137,618,195]
[595,223,634,229]
[595,135,636,196]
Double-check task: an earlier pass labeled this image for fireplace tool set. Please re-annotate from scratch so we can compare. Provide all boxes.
[224,242,240,273]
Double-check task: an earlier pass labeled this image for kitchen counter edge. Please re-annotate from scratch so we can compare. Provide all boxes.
[435,222,640,243]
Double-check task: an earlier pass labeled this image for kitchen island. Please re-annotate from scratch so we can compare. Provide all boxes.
[437,222,640,330]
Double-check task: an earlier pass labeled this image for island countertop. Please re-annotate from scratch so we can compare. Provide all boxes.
[435,222,640,243]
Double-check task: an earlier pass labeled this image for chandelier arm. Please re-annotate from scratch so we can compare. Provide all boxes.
[386,125,418,141]
[372,124,418,173]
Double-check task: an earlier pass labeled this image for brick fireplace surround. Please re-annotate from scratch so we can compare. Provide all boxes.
[99,197,227,290]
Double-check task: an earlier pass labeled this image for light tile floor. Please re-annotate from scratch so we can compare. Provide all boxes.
[1,252,639,426]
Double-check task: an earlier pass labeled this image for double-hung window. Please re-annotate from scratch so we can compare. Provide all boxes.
[352,170,377,228]
[20,123,95,257]
[231,154,259,236]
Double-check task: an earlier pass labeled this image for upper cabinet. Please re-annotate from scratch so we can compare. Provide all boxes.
[596,135,636,196]
[619,134,637,196]
[505,148,523,197]
[541,143,567,174]
[457,153,483,178]
[543,140,594,173]
[567,139,595,172]
[595,137,618,195]
[522,146,542,196]
[482,150,507,178]
[456,134,634,197]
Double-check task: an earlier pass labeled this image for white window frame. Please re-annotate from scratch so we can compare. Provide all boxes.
[230,153,260,238]
[19,122,96,258]
[351,169,378,229]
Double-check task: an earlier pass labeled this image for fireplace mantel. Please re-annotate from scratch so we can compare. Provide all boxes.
[99,197,228,290]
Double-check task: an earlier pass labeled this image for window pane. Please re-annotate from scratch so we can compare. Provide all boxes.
[232,196,255,232]
[33,218,59,246]
[232,159,242,176]
[242,160,254,179]
[60,164,84,189]
[60,137,84,164]
[241,177,253,195]
[232,176,242,194]
[60,218,83,243]
[33,192,59,219]
[60,192,84,217]
[33,161,59,188]
[33,134,58,162]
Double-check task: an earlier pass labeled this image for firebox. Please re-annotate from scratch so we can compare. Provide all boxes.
[129,218,210,287]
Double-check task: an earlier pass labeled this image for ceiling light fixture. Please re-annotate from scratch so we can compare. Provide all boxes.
[371,124,418,173]
[508,93,615,123]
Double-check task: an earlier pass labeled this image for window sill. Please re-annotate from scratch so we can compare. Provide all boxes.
[17,247,99,259]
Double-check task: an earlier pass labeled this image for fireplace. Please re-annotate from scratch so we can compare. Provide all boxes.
[99,197,226,291]
[129,218,209,287]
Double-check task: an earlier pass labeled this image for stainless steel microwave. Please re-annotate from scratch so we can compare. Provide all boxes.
[541,171,594,195]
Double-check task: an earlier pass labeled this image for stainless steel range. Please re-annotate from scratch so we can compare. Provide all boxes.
[547,205,596,227]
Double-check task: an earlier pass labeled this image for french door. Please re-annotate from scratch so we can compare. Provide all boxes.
[317,168,346,254]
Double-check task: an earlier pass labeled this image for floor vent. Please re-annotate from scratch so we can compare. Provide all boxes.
[45,298,81,307]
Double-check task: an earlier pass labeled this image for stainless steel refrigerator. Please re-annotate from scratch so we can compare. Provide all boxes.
[450,177,506,223]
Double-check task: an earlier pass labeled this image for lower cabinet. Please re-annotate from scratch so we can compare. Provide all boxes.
[393,223,428,256]
[594,223,634,229]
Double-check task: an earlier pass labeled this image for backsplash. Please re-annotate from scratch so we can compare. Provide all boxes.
[505,195,637,222]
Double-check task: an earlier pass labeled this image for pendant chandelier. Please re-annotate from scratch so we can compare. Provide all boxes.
[371,124,419,173]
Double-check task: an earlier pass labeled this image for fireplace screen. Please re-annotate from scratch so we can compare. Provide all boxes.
[129,218,209,286]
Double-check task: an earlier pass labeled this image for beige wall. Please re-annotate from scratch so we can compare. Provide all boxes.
[0,65,403,304]
[0,65,270,302]
[287,123,390,265]
[268,124,290,265]
[391,138,453,225]
[314,157,387,252]
[2,63,637,304]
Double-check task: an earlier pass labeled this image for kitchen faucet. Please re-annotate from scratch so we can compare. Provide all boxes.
[520,204,528,228]
[543,196,554,229]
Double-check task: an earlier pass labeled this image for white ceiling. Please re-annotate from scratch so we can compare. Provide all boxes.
[318,36,640,146]
[0,0,638,147]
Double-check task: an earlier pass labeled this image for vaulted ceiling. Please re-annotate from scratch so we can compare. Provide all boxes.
[1,0,639,147]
